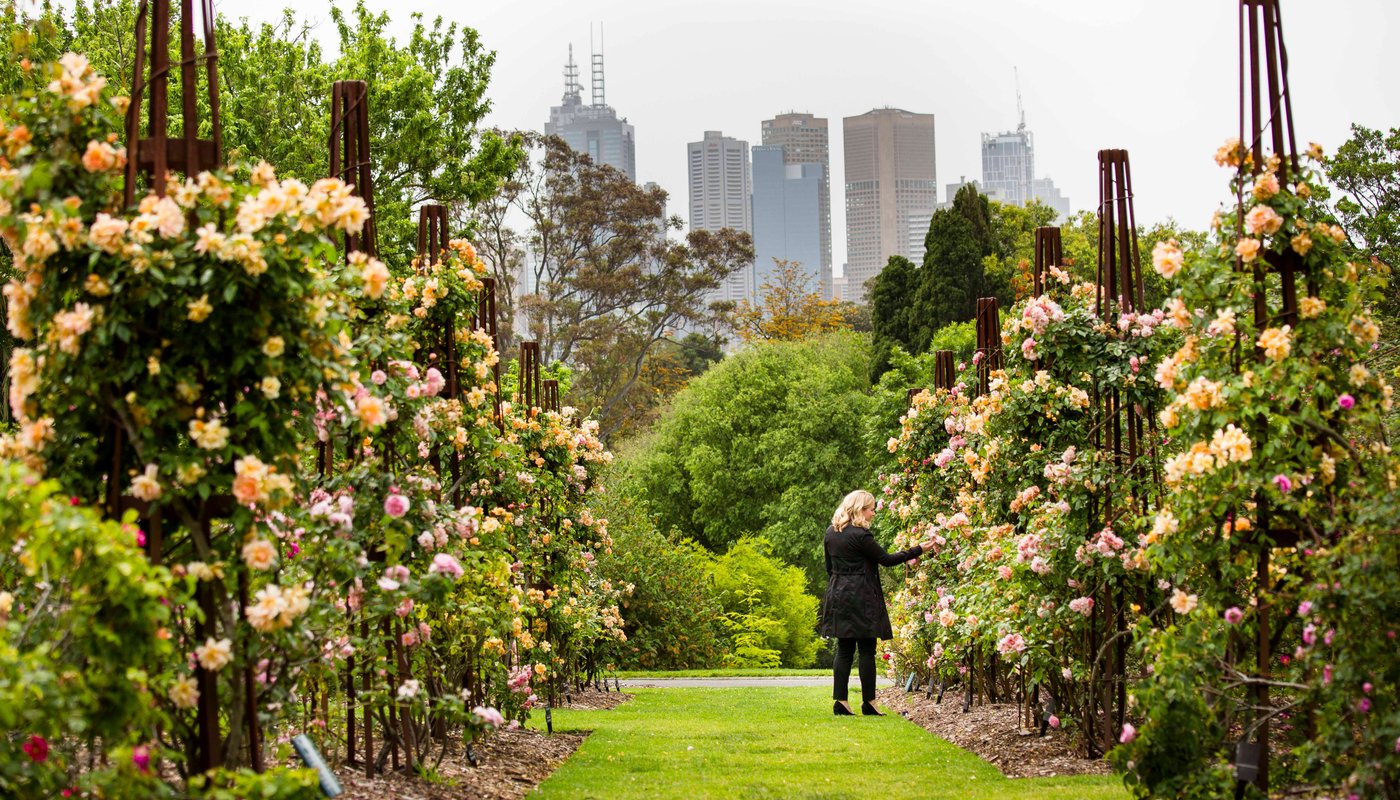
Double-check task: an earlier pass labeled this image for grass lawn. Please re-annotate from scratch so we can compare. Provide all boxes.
[531,687,1126,799]
[615,668,832,679]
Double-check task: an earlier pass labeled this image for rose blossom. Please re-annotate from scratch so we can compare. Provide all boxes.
[132,745,151,773]
[22,735,48,763]
[1224,607,1244,625]
[1119,723,1136,744]
[1273,474,1293,494]
[1068,597,1095,616]
[473,706,506,727]
[1338,394,1355,410]
[384,493,410,518]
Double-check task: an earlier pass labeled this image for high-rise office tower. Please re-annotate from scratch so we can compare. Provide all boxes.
[751,145,822,294]
[980,129,1035,207]
[761,113,832,298]
[842,108,937,305]
[688,131,753,304]
[545,44,636,181]
[981,79,1071,218]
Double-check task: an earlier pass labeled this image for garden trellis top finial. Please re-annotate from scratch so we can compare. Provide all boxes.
[122,0,223,205]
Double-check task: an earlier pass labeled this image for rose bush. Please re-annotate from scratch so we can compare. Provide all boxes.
[0,51,625,795]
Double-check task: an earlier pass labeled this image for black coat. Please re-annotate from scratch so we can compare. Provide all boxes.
[818,524,923,640]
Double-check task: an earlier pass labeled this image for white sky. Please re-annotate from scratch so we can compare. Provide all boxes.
[224,0,1399,275]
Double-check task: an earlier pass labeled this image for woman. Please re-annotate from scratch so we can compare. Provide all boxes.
[819,489,933,716]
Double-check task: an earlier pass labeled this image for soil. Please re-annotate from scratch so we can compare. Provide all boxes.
[334,689,630,799]
[877,687,1113,779]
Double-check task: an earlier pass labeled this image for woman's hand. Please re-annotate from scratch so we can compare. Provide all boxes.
[918,538,938,554]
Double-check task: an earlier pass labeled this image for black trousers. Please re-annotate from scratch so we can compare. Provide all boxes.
[832,637,877,702]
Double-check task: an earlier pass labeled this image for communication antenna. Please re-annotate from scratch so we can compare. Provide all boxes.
[1015,66,1026,132]
[564,44,581,100]
[590,23,606,108]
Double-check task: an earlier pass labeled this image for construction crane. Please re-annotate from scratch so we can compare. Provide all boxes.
[1015,66,1026,133]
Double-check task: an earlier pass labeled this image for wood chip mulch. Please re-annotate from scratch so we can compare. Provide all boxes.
[877,687,1112,779]
[334,689,630,799]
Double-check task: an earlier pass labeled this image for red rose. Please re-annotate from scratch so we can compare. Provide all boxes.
[22,734,48,762]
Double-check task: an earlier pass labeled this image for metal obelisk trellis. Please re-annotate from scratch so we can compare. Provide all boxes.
[324,77,383,779]
[123,0,222,206]
[120,0,256,775]
[1232,0,1310,791]
[474,278,505,431]
[1081,148,1150,758]
[331,80,377,259]
[932,350,955,391]
[520,342,543,411]
[974,297,1003,397]
[1032,227,1063,299]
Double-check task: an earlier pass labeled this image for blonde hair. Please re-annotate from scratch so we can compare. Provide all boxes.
[831,489,876,530]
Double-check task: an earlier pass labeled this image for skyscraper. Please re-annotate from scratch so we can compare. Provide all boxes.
[979,100,1071,218]
[980,130,1035,207]
[761,113,832,298]
[688,131,753,304]
[545,44,636,181]
[751,145,822,293]
[842,108,937,305]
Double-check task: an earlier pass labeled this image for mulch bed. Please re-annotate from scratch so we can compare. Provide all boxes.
[877,687,1112,779]
[335,689,630,799]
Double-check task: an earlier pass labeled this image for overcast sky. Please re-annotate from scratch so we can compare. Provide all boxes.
[226,0,1398,274]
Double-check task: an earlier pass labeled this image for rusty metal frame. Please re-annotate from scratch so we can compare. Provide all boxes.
[330,80,377,259]
[520,342,542,410]
[933,350,956,391]
[123,0,223,205]
[1232,1,1309,790]
[974,298,1003,396]
[1033,227,1063,299]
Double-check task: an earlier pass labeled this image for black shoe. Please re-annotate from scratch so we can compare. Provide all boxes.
[833,701,855,716]
[861,702,885,716]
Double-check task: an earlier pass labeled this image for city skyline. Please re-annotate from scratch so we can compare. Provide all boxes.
[226,0,1400,283]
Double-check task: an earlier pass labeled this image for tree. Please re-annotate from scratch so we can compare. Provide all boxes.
[1325,124,1399,309]
[983,199,1057,302]
[472,133,751,440]
[867,255,916,379]
[911,184,993,350]
[733,259,848,343]
[623,331,874,591]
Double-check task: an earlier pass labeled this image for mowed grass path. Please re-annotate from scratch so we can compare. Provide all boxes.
[531,687,1126,799]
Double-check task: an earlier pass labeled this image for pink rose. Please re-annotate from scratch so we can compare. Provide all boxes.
[1337,394,1355,410]
[132,745,151,773]
[1224,607,1243,625]
[429,553,465,579]
[1119,723,1136,744]
[371,369,387,385]
[1048,715,1060,729]
[384,493,411,518]
[1273,474,1292,494]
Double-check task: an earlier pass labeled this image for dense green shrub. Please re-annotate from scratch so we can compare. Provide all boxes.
[593,489,725,670]
[710,538,821,668]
